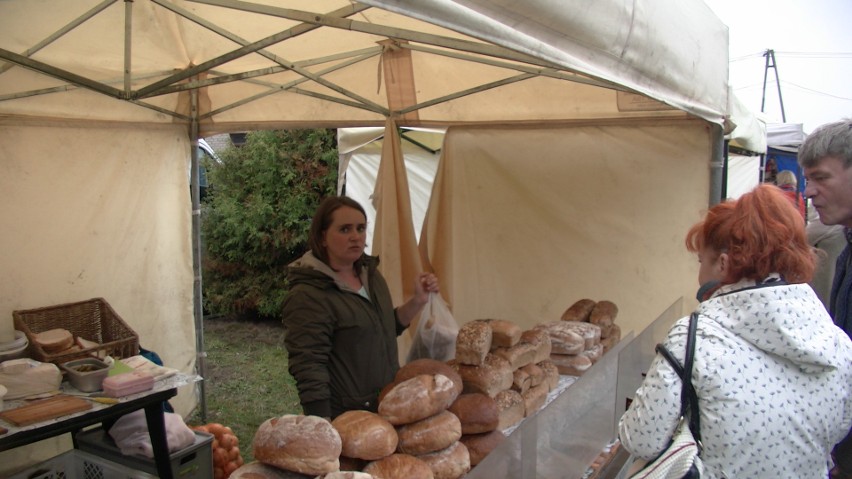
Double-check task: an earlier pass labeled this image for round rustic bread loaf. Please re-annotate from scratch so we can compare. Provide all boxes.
[534,322,585,355]
[332,410,398,460]
[397,410,462,455]
[379,374,459,425]
[396,359,463,398]
[319,473,375,479]
[363,453,434,479]
[34,328,74,353]
[549,353,593,376]
[229,461,312,478]
[449,353,513,398]
[416,441,471,479]
[448,393,499,434]
[460,430,505,466]
[560,298,597,322]
[253,414,341,476]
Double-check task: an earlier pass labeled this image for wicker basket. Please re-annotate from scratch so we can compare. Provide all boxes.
[13,298,139,365]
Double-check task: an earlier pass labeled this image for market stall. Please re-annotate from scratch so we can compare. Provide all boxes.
[0,0,750,474]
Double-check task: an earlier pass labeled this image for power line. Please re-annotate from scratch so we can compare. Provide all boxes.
[731,50,852,62]
[781,80,852,101]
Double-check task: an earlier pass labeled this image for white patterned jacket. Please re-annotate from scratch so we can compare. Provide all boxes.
[619,277,852,479]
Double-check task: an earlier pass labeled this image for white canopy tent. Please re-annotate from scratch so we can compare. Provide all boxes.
[1,0,740,471]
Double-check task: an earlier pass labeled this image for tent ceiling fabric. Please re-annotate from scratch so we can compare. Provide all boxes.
[1,0,728,134]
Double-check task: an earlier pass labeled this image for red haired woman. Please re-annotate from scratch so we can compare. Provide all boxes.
[619,185,852,478]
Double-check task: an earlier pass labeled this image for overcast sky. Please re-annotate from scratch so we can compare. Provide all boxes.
[702,0,852,134]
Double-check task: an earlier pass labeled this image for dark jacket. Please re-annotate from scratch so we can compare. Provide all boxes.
[281,252,405,419]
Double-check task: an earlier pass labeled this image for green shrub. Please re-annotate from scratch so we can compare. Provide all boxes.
[201,129,338,318]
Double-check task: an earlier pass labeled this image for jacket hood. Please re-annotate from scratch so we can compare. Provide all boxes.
[287,251,378,291]
[697,279,848,374]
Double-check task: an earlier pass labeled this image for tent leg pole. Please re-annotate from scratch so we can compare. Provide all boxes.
[190,90,208,423]
[709,124,725,206]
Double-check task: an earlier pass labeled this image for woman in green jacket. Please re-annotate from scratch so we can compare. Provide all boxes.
[282,196,439,419]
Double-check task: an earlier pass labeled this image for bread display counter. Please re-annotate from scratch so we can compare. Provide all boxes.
[465,298,684,479]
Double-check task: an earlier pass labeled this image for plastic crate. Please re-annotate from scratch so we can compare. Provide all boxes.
[75,427,214,479]
[9,449,156,479]
[13,298,139,365]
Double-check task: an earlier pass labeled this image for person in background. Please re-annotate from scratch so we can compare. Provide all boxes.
[281,196,439,419]
[806,203,847,311]
[775,169,806,219]
[618,185,852,479]
[799,118,852,479]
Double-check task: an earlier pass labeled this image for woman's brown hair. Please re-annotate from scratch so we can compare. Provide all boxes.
[308,196,368,272]
[685,184,815,284]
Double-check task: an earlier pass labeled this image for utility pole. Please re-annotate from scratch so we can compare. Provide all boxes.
[761,49,786,122]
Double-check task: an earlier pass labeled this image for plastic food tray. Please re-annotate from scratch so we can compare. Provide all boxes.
[13,298,139,365]
[8,449,155,479]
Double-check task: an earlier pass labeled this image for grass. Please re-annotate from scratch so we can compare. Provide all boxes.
[185,315,302,463]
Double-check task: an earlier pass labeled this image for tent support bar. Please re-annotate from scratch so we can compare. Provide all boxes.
[709,123,725,206]
[397,73,536,115]
[0,0,116,76]
[190,88,209,423]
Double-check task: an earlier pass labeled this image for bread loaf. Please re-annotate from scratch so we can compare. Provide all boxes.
[320,473,375,479]
[601,324,622,353]
[494,389,524,430]
[534,322,584,355]
[230,461,313,479]
[447,393,499,434]
[549,353,593,376]
[537,360,560,390]
[492,342,537,370]
[363,453,434,479]
[379,374,459,425]
[454,320,492,366]
[484,319,522,349]
[522,383,548,417]
[34,328,74,353]
[511,368,531,394]
[397,410,462,455]
[416,441,471,479]
[252,414,341,476]
[580,343,604,363]
[549,321,601,349]
[332,410,398,460]
[396,359,463,398]
[449,354,513,398]
[339,456,367,472]
[460,430,505,466]
[519,329,552,364]
[560,298,596,322]
[589,300,618,338]
[519,363,544,388]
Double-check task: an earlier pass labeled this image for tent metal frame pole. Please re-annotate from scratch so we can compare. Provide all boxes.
[190,88,209,423]
[709,124,725,206]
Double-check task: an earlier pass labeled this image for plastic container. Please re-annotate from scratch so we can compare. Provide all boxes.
[8,449,155,479]
[102,371,154,397]
[0,330,29,362]
[75,427,214,479]
[60,357,110,392]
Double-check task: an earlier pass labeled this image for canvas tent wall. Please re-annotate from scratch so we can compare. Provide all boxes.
[1,0,733,471]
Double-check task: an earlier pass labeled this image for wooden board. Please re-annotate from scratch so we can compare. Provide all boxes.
[0,396,92,426]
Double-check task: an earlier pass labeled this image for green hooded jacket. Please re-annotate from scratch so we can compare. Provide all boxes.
[281,251,404,418]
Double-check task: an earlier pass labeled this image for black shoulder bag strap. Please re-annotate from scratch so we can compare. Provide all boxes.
[655,312,702,447]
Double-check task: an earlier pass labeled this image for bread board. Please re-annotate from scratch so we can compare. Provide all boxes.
[0,395,92,426]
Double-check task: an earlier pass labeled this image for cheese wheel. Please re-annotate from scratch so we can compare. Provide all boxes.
[252,415,341,476]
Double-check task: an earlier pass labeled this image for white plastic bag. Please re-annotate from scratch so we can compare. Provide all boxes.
[406,293,459,363]
[108,409,196,458]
